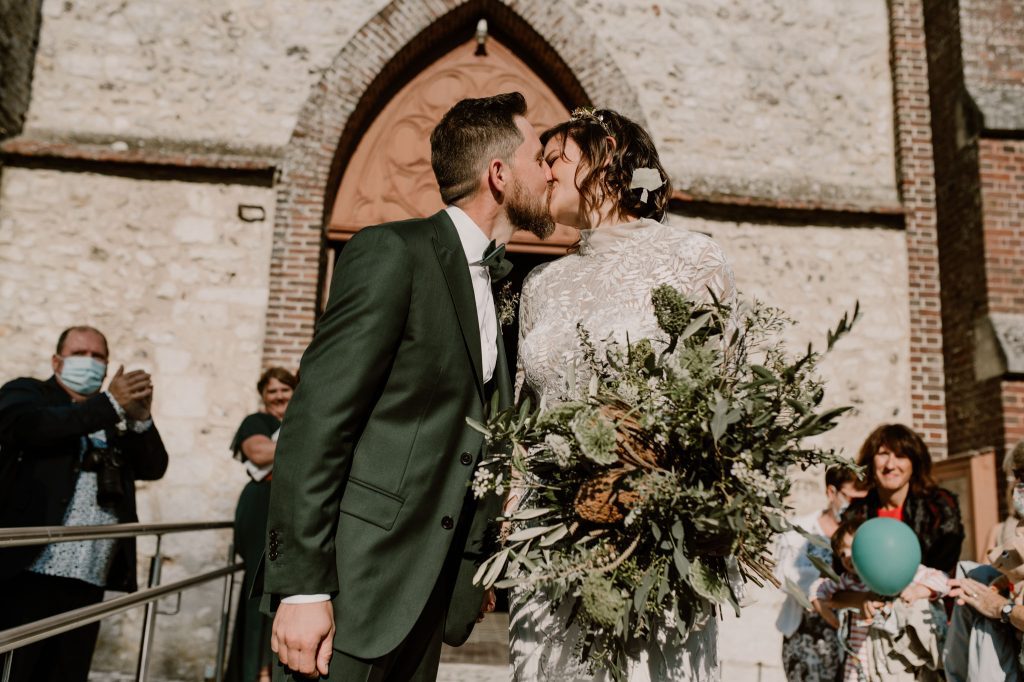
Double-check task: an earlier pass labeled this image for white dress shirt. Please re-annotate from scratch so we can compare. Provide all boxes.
[282,207,500,605]
[445,205,498,384]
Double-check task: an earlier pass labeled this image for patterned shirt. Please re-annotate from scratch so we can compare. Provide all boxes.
[29,430,119,587]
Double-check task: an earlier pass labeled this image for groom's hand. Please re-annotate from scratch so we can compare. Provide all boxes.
[271,601,335,677]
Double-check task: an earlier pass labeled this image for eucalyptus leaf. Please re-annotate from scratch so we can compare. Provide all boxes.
[507,507,553,521]
[465,417,490,436]
[783,578,814,610]
[506,525,557,542]
[539,524,570,547]
[808,553,840,582]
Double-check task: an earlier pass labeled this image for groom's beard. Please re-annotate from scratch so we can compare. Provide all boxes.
[507,177,555,240]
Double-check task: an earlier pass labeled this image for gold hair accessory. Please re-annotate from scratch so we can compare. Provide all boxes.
[570,106,604,124]
[630,168,664,203]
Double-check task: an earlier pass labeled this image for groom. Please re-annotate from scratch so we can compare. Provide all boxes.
[263,91,554,681]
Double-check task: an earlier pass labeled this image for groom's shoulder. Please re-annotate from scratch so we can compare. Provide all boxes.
[357,214,439,247]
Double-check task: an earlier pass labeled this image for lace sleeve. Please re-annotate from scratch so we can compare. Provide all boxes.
[515,267,543,406]
[675,234,737,306]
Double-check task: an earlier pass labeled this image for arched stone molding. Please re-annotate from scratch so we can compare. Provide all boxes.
[263,0,645,368]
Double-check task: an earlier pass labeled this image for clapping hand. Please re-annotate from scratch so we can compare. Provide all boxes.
[899,582,933,604]
[859,594,886,620]
[108,366,153,419]
[949,577,1008,619]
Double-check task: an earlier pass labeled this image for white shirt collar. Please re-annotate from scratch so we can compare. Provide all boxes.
[445,205,492,264]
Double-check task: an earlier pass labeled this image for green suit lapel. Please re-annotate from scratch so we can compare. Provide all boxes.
[494,321,513,411]
[431,211,486,401]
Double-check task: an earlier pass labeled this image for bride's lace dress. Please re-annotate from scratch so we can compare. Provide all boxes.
[511,218,736,682]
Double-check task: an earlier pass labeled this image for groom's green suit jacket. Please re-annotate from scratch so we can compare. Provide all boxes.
[263,211,510,658]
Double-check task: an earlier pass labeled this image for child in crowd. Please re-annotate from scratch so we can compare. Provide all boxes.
[810,519,950,682]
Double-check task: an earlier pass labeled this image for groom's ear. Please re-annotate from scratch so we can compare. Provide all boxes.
[487,158,508,196]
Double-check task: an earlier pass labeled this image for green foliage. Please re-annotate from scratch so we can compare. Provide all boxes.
[470,288,860,678]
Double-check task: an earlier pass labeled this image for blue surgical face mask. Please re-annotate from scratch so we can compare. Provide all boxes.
[59,356,107,395]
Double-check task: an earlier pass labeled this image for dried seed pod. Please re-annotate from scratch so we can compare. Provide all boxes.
[574,465,642,524]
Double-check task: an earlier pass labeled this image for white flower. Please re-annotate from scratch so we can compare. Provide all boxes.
[472,466,495,498]
[545,433,574,468]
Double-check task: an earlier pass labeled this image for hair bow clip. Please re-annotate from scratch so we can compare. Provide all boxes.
[630,168,664,203]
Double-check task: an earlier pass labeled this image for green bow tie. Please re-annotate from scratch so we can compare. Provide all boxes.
[478,241,513,281]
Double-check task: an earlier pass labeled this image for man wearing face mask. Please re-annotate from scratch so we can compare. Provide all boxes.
[0,325,168,682]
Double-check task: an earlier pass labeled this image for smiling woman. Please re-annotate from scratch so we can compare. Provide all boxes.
[225,366,297,682]
[844,424,966,574]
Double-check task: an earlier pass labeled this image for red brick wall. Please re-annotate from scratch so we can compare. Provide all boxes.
[923,0,1024,461]
[980,139,1024,313]
[983,140,1024,456]
[892,0,950,457]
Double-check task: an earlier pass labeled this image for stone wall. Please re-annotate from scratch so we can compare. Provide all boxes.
[0,0,917,678]
[0,0,43,138]
[671,214,911,681]
[0,167,276,679]
[24,0,897,206]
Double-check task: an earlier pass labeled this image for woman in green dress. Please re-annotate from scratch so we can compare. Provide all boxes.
[225,367,296,682]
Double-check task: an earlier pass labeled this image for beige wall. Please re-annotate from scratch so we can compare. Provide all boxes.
[26,0,895,206]
[674,215,911,679]
[0,168,276,677]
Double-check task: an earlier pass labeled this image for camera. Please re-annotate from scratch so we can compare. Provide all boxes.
[82,442,125,507]
[992,548,1023,573]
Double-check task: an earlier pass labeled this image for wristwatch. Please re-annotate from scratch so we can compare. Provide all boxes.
[1000,600,1015,624]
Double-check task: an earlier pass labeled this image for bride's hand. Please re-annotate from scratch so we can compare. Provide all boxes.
[477,589,496,622]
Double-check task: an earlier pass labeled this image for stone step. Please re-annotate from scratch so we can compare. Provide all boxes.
[439,611,509,665]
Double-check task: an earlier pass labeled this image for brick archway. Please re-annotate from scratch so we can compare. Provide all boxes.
[263,0,645,368]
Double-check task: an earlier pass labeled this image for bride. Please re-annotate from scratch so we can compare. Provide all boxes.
[509,108,736,681]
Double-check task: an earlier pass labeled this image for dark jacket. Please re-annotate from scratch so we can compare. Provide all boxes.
[263,213,510,658]
[844,486,965,575]
[0,376,168,591]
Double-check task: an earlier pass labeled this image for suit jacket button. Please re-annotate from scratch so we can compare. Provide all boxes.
[460,452,473,465]
[269,550,279,561]
[441,516,454,530]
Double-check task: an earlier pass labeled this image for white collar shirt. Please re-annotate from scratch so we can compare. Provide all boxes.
[445,205,498,384]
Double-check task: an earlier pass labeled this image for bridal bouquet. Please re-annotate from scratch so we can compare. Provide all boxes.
[469,285,859,678]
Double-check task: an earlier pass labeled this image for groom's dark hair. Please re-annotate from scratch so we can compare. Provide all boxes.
[430,92,527,205]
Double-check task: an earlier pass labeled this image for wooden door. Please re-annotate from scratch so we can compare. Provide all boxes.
[328,36,578,254]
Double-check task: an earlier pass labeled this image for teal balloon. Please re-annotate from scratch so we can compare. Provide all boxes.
[851,517,922,596]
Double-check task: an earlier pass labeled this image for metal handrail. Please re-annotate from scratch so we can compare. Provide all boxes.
[0,562,244,654]
[0,520,234,547]
[0,520,241,682]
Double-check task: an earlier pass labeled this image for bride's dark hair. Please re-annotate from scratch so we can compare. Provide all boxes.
[541,108,671,228]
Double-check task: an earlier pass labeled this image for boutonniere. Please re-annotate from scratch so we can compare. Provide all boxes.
[496,281,519,329]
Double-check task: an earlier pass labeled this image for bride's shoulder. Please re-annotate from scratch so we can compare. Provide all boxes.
[645,222,728,261]
[521,256,571,294]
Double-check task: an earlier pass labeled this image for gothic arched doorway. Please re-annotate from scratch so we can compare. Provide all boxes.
[263,0,646,371]
[324,32,586,391]
[327,35,578,253]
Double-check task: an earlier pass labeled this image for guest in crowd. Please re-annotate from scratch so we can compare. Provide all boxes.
[984,441,1024,560]
[225,367,297,682]
[944,441,1024,681]
[811,519,949,682]
[844,423,964,574]
[774,464,865,681]
[0,325,168,682]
